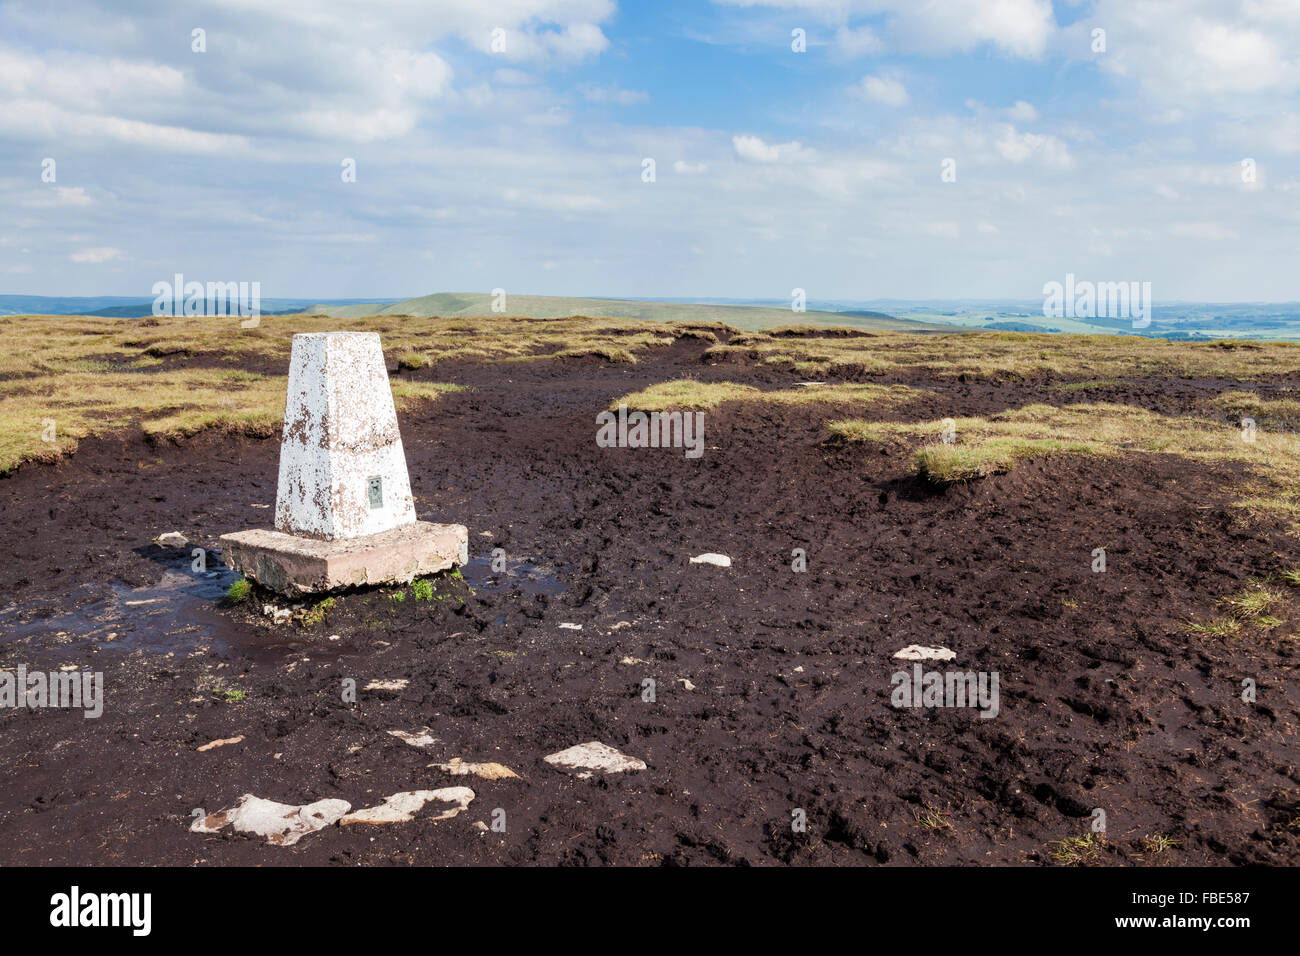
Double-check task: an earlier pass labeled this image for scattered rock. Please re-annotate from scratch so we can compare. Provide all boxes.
[689,553,731,568]
[364,679,409,692]
[472,821,490,833]
[384,728,436,749]
[197,735,245,752]
[678,678,696,691]
[387,729,437,748]
[191,794,350,846]
[544,741,647,779]
[559,622,582,630]
[157,532,189,549]
[339,788,474,826]
[619,656,650,665]
[432,757,519,780]
[893,645,957,662]
[262,604,292,624]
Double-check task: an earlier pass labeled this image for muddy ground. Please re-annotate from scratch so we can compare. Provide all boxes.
[1,335,1298,865]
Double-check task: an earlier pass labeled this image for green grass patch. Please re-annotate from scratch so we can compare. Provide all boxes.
[225,577,252,604]
[300,596,336,626]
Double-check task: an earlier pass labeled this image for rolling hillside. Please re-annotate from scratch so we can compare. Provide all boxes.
[306,292,948,333]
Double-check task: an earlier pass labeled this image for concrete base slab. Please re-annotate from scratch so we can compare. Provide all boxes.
[219,521,468,596]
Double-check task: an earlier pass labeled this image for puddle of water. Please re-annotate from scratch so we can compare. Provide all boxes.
[0,555,243,657]
[0,551,565,660]
[461,555,565,597]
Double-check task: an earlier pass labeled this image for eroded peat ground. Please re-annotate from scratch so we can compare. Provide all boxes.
[1,328,1298,865]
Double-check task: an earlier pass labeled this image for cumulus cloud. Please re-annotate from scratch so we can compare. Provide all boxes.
[833,25,883,57]
[853,74,909,107]
[995,125,1073,169]
[1003,100,1038,122]
[732,134,818,163]
[715,0,1056,58]
[1080,0,1300,104]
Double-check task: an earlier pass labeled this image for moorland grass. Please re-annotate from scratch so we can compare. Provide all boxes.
[612,379,930,411]
[7,313,1300,542]
[0,311,702,473]
[829,402,1300,530]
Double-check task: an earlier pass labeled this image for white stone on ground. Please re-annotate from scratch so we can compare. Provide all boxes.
[339,787,474,825]
[191,794,351,846]
[365,679,409,692]
[689,553,731,567]
[387,728,436,748]
[893,645,957,661]
[544,741,647,779]
[432,757,519,780]
[158,532,188,548]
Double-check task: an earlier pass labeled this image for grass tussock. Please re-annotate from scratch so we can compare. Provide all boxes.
[300,597,336,627]
[830,402,1300,529]
[552,345,638,364]
[613,379,929,412]
[1141,834,1180,854]
[915,438,1098,485]
[225,577,252,605]
[1046,832,1106,866]
[1186,583,1286,637]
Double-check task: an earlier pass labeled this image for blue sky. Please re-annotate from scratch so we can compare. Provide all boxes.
[2,0,1298,302]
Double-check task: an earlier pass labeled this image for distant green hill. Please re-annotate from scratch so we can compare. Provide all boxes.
[306,292,946,333]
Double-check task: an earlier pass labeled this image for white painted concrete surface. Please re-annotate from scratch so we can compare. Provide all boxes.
[274,332,417,540]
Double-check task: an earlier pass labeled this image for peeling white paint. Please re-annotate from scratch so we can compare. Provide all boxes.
[275,332,417,541]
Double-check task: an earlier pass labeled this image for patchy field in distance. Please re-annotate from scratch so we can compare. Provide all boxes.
[0,314,1297,865]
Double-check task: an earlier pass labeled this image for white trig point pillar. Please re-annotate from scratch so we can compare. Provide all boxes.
[221,332,467,596]
[275,332,416,540]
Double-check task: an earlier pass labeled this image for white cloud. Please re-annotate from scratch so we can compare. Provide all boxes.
[732,134,817,163]
[501,187,613,213]
[23,186,93,208]
[1083,0,1300,104]
[70,247,125,263]
[1003,100,1038,122]
[673,160,709,174]
[995,124,1073,169]
[853,74,909,107]
[834,25,883,57]
[1170,222,1239,240]
[716,0,1056,58]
